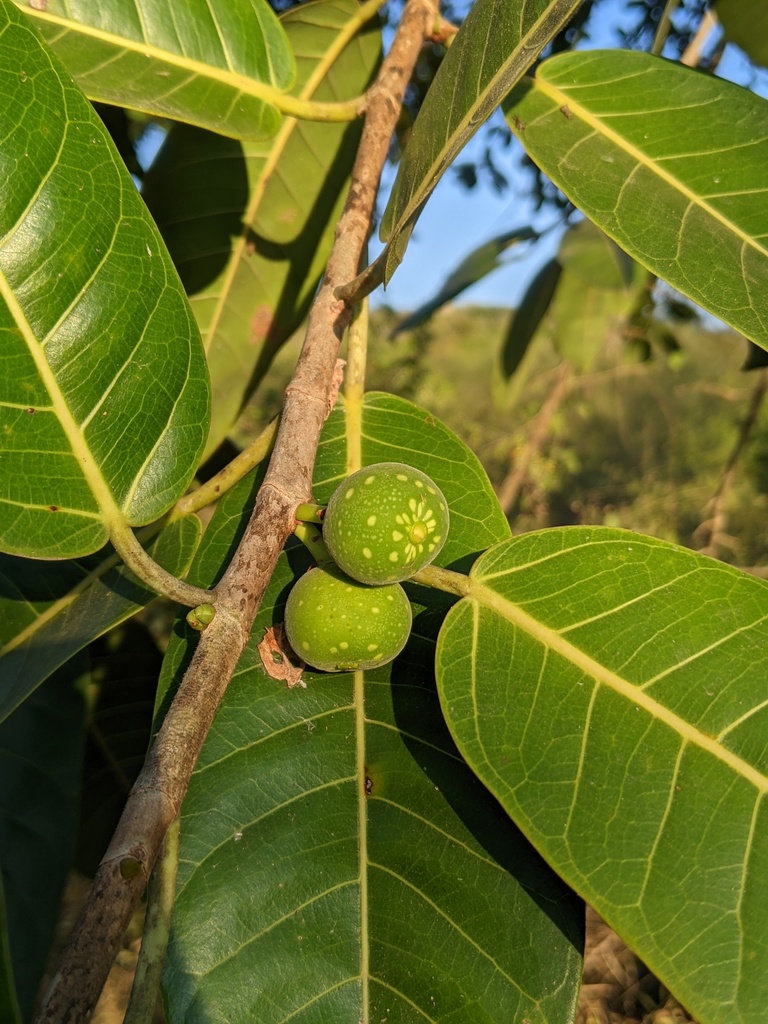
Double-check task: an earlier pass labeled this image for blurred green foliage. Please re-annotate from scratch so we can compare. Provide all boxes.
[238,305,767,570]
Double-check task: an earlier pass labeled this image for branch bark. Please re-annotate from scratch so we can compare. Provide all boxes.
[34,3,437,1021]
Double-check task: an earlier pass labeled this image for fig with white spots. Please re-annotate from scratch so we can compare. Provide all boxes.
[283,564,412,672]
[322,462,449,584]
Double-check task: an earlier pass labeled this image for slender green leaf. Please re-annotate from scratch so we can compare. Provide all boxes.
[501,258,562,378]
[0,515,201,723]
[551,270,631,368]
[0,2,210,558]
[550,220,639,368]
[437,526,768,1024]
[558,217,635,289]
[158,397,583,1023]
[391,226,537,336]
[142,0,380,457]
[715,0,768,69]
[504,50,768,351]
[15,0,295,140]
[0,654,88,1019]
[379,0,583,282]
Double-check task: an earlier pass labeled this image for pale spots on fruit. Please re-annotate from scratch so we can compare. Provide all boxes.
[367,644,378,652]
[371,606,380,614]
[340,642,349,650]
[344,487,355,500]
[322,462,449,584]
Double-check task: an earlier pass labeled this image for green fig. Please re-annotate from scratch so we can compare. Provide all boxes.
[323,462,449,584]
[284,564,412,672]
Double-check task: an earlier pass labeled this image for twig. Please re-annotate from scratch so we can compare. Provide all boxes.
[33,3,437,1021]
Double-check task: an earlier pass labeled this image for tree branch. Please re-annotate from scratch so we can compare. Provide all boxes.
[34,3,437,1021]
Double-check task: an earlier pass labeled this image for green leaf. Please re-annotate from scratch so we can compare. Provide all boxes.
[142,0,380,457]
[437,526,768,1024]
[549,220,640,368]
[379,0,583,283]
[558,217,635,289]
[501,258,562,379]
[158,399,583,1023]
[504,50,768,352]
[391,226,537,336]
[0,515,201,723]
[0,654,88,1019]
[15,0,295,140]
[551,271,631,369]
[715,0,768,69]
[0,2,210,559]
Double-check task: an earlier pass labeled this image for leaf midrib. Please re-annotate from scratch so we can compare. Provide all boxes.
[532,72,768,261]
[0,270,124,529]
[468,579,768,793]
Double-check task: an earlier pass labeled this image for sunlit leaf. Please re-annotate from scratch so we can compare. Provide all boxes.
[15,0,295,140]
[142,0,380,457]
[379,0,583,282]
[504,50,768,351]
[0,3,209,559]
[437,526,768,1024]
[158,397,583,1023]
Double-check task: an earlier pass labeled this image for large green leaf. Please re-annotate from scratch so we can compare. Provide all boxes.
[436,527,768,1024]
[15,0,294,140]
[0,2,209,559]
[0,655,88,1020]
[158,396,583,1023]
[379,0,583,282]
[0,515,201,723]
[504,50,768,352]
[142,0,380,457]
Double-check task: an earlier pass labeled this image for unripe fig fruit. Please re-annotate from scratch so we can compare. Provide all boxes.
[323,462,449,584]
[284,564,412,672]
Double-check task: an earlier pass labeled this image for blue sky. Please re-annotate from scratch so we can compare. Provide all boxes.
[136,2,766,314]
[367,2,767,312]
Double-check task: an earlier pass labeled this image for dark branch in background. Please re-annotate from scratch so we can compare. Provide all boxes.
[33,2,438,1021]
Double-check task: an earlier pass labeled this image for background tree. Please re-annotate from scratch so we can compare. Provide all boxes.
[0,1,766,1024]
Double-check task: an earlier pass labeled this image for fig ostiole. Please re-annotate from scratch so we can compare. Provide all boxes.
[322,462,449,585]
[283,564,412,673]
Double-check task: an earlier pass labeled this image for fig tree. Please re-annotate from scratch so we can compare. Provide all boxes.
[322,462,449,584]
[284,564,412,672]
